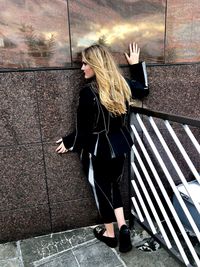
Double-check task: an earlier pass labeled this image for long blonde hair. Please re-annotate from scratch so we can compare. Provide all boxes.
[82,44,131,116]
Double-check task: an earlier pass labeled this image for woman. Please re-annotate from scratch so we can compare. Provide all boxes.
[56,43,149,252]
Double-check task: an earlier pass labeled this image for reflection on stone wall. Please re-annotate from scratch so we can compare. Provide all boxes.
[69,0,165,64]
[0,0,70,68]
[166,0,200,63]
[0,0,200,68]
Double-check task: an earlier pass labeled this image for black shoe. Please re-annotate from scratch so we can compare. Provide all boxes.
[119,225,132,253]
[93,226,118,248]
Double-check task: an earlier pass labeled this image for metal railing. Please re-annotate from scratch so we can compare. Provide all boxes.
[129,107,200,267]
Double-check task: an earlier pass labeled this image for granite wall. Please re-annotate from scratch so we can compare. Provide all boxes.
[0,69,97,242]
[0,62,199,242]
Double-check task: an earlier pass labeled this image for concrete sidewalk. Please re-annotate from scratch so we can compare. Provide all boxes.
[0,223,182,267]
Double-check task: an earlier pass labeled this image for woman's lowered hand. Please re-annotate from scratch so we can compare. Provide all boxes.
[56,138,68,154]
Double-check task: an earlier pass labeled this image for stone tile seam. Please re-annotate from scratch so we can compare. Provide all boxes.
[111,247,127,267]
[32,238,97,266]
[33,71,53,231]
[0,141,43,148]
[0,202,50,213]
[17,241,25,267]
[0,242,25,267]
[0,192,91,212]
[50,197,95,205]
[70,246,81,267]
[22,225,92,240]
[0,141,62,148]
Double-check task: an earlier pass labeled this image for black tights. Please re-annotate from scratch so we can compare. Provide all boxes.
[81,151,125,223]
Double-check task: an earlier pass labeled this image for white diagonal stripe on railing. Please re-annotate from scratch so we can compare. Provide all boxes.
[131,124,190,265]
[165,120,200,184]
[131,196,144,222]
[149,116,200,215]
[183,124,200,155]
[136,114,200,241]
[131,152,171,248]
[131,178,156,231]
[134,113,200,266]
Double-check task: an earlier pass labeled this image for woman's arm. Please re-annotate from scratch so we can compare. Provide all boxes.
[125,43,149,99]
[56,86,96,154]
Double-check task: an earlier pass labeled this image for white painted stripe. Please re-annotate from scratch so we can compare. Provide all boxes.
[183,124,200,155]
[88,154,99,210]
[165,120,200,184]
[17,241,25,267]
[142,61,148,88]
[131,195,144,222]
[93,133,99,156]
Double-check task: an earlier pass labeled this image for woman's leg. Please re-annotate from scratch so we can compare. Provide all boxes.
[112,157,132,252]
[104,207,126,237]
[81,151,116,223]
[91,156,117,225]
[104,223,115,237]
[83,152,131,251]
[114,207,126,230]
[111,156,127,229]
[94,155,126,233]
[99,156,126,237]
[81,151,117,246]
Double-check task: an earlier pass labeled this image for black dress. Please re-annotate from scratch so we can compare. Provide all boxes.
[62,62,149,223]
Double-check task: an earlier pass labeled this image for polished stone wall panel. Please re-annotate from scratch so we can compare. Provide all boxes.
[69,0,166,64]
[0,144,48,210]
[35,70,84,142]
[0,205,51,242]
[0,72,41,146]
[0,0,71,68]
[0,62,199,242]
[43,144,92,203]
[51,199,98,232]
[143,64,200,119]
[1,0,200,69]
[166,0,200,63]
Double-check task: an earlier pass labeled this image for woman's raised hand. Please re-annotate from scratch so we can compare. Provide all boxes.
[125,42,140,65]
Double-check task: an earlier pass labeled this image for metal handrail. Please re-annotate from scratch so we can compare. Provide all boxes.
[131,107,200,127]
[130,107,200,267]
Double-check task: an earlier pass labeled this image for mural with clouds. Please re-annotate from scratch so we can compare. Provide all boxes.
[0,0,199,69]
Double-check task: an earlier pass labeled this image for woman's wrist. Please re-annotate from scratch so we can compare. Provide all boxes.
[129,61,140,65]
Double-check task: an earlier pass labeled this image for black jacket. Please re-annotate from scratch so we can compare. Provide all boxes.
[62,62,149,159]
